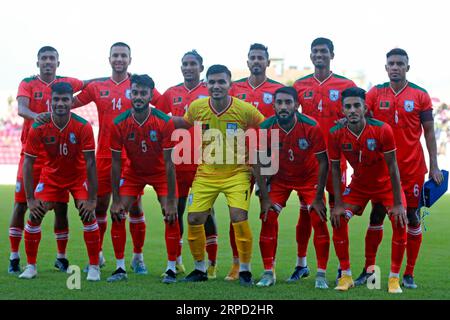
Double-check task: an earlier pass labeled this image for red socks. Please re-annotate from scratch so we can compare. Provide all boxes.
[364,223,384,270]
[95,211,108,251]
[206,234,218,264]
[24,220,41,265]
[165,220,181,261]
[259,210,278,270]
[405,225,422,276]
[310,210,330,270]
[9,227,23,254]
[111,219,126,260]
[129,212,146,254]
[83,220,100,265]
[332,215,350,271]
[296,207,312,258]
[54,227,69,257]
[229,222,239,260]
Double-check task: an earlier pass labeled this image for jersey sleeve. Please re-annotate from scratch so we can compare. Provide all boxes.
[80,123,96,152]
[155,90,172,114]
[150,87,163,107]
[380,123,396,153]
[365,87,378,114]
[67,77,84,93]
[162,118,176,150]
[310,124,327,154]
[75,82,95,107]
[183,102,196,125]
[327,131,341,161]
[17,80,32,99]
[247,105,265,129]
[110,123,123,153]
[24,126,41,157]
[419,90,433,113]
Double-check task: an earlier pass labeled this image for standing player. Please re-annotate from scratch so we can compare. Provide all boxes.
[73,42,162,273]
[9,46,84,274]
[329,87,407,293]
[19,82,100,281]
[109,74,179,283]
[254,87,330,288]
[354,48,443,289]
[292,37,356,280]
[224,43,284,281]
[156,50,218,278]
[172,65,265,286]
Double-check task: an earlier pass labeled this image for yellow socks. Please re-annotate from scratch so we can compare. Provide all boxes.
[188,224,206,262]
[232,220,253,264]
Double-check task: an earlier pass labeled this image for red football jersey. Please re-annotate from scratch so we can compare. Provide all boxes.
[24,113,95,187]
[75,75,162,159]
[155,82,208,172]
[258,112,327,182]
[328,118,396,189]
[110,108,175,179]
[230,77,284,118]
[17,75,84,148]
[293,73,356,142]
[366,82,432,177]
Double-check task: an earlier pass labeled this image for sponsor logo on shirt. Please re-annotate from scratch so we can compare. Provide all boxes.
[263,92,273,104]
[43,136,56,144]
[35,182,44,193]
[404,100,414,112]
[173,97,182,105]
[342,143,352,151]
[100,90,110,97]
[367,138,377,151]
[379,101,390,109]
[329,89,339,102]
[298,138,309,150]
[34,92,43,100]
[69,132,77,144]
[304,90,313,99]
[150,130,158,142]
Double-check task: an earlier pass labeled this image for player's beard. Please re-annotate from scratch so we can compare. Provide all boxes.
[276,112,294,125]
[133,101,149,113]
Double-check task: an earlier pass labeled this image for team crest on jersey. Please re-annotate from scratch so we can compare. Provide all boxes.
[34,92,43,100]
[43,136,56,144]
[379,101,390,109]
[304,90,313,99]
[367,138,377,151]
[100,90,110,97]
[173,97,182,105]
[119,178,124,187]
[226,123,238,135]
[263,92,273,104]
[125,89,132,99]
[329,90,339,101]
[298,138,309,150]
[343,187,351,196]
[69,132,77,144]
[35,182,44,193]
[150,130,158,142]
[342,143,352,151]
[404,100,414,112]
[15,181,21,193]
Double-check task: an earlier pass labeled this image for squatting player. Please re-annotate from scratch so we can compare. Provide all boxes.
[109,74,179,284]
[156,50,218,278]
[225,43,284,281]
[328,87,407,294]
[19,82,100,281]
[292,37,356,281]
[73,42,162,273]
[254,87,330,289]
[9,46,84,274]
[173,65,265,286]
[354,48,443,289]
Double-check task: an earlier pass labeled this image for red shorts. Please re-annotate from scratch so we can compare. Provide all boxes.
[268,176,324,212]
[343,180,406,215]
[176,170,196,198]
[326,164,347,196]
[96,157,113,196]
[401,174,425,208]
[34,179,89,203]
[120,173,174,197]
[15,154,44,203]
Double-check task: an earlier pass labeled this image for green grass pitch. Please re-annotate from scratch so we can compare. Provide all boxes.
[0,185,449,300]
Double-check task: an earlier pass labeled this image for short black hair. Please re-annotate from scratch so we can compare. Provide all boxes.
[274,86,298,103]
[51,82,73,95]
[110,42,131,55]
[206,64,231,79]
[37,46,58,58]
[341,87,366,102]
[182,50,203,65]
[248,43,269,59]
[311,37,334,54]
[130,74,155,89]
[386,48,409,60]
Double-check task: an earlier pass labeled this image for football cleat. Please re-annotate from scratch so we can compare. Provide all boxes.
[335,268,342,285]
[388,277,403,294]
[315,274,329,289]
[181,269,208,282]
[86,265,101,281]
[256,271,275,287]
[8,258,21,274]
[18,264,37,279]
[334,274,354,291]
[354,268,375,286]
[162,269,177,284]
[224,263,240,281]
[54,258,69,272]
[175,263,186,275]
[106,268,128,282]
[82,254,106,273]
[402,274,418,289]
[239,271,254,287]
[207,265,217,279]
[286,266,310,283]
[131,259,148,275]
